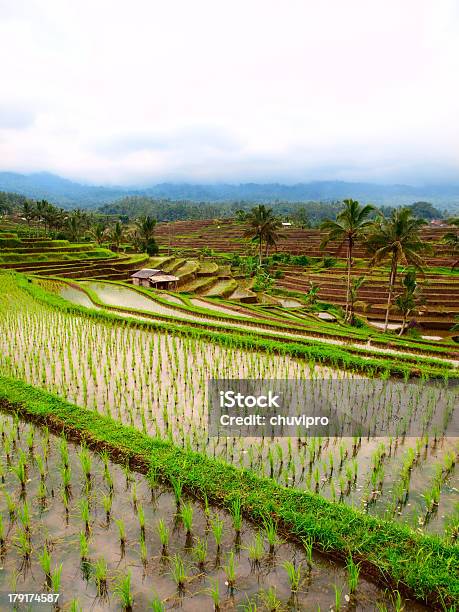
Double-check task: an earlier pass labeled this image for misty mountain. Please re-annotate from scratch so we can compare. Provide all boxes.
[0,171,458,211]
[0,172,128,207]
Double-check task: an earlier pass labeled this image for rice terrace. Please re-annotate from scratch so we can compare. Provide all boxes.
[0,191,457,612]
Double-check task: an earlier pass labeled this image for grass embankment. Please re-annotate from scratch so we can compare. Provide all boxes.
[0,248,115,264]
[204,278,238,297]
[0,376,457,608]
[21,273,459,380]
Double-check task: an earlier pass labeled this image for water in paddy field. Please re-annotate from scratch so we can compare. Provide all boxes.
[81,281,272,329]
[81,280,193,320]
[59,285,97,309]
[0,414,426,611]
[1,287,458,539]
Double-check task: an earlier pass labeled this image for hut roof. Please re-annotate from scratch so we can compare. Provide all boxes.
[131,268,161,279]
[149,274,179,284]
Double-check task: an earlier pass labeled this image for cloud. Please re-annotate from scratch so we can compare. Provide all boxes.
[0,0,458,184]
[95,126,241,157]
[0,104,36,130]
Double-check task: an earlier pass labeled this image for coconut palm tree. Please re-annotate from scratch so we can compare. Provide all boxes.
[366,207,428,332]
[135,215,156,241]
[34,200,49,225]
[65,215,80,242]
[320,199,374,322]
[348,275,366,325]
[42,204,63,234]
[133,215,158,254]
[21,201,36,226]
[89,223,108,246]
[394,270,424,336]
[109,221,124,251]
[244,205,281,266]
[66,209,91,241]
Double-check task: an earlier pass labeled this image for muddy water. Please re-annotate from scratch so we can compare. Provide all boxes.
[81,281,175,314]
[60,285,97,309]
[0,415,426,611]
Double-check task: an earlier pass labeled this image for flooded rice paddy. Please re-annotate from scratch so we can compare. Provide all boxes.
[0,414,425,611]
[0,281,457,543]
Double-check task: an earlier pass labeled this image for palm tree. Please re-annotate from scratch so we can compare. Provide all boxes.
[135,215,156,241]
[109,221,124,251]
[366,207,428,332]
[394,270,424,336]
[33,200,62,235]
[89,223,107,246]
[133,215,157,254]
[65,212,85,242]
[320,199,374,322]
[64,209,91,241]
[244,205,281,266]
[34,200,49,224]
[43,204,63,234]
[348,275,366,325]
[21,201,35,226]
[264,219,282,257]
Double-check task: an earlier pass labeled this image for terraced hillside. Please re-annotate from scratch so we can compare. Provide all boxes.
[37,276,459,372]
[0,231,149,279]
[154,220,459,329]
[155,219,459,267]
[275,265,459,330]
[149,255,257,301]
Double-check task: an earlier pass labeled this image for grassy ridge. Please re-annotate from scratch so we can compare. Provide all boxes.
[0,376,457,607]
[0,248,115,264]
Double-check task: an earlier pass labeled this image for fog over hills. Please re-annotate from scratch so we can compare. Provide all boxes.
[0,171,458,212]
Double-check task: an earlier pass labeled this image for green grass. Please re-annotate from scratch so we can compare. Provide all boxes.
[0,248,116,264]
[204,278,238,298]
[0,376,457,607]
[197,260,218,274]
[174,259,199,278]
[147,255,176,268]
[179,276,218,293]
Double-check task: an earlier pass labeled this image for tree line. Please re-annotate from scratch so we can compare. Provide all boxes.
[2,199,159,256]
[97,195,445,227]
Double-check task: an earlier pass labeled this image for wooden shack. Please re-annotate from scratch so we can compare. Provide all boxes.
[131,269,179,290]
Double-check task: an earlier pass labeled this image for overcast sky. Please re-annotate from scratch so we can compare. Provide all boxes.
[1,0,458,185]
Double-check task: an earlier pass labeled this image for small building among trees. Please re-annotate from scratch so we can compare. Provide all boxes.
[131,268,179,290]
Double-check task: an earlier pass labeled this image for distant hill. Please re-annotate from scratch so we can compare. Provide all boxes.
[0,172,127,207]
[0,171,458,211]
